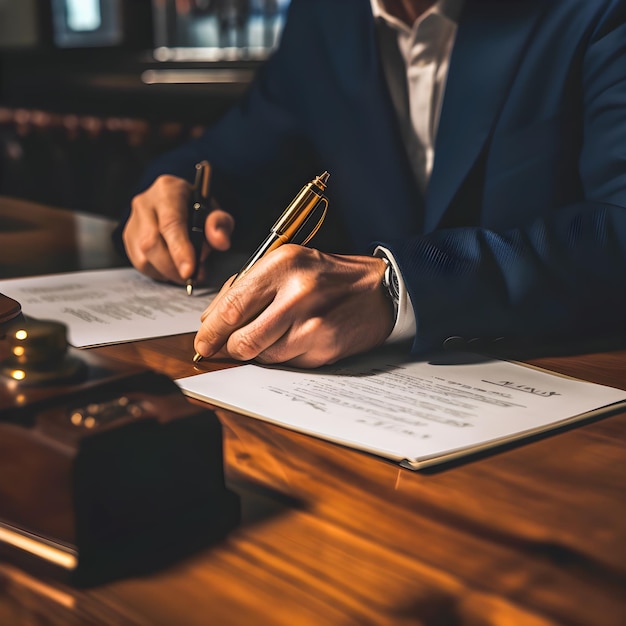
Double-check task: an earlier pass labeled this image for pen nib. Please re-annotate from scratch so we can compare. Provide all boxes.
[186,281,193,296]
[193,352,203,363]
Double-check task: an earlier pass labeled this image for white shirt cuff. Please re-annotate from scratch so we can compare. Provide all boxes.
[374,246,417,343]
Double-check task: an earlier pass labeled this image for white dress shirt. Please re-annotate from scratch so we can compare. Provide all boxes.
[370,0,462,342]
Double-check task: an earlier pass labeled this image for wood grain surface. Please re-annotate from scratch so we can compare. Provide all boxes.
[1,198,625,626]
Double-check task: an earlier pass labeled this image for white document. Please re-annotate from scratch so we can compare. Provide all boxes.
[176,352,626,469]
[0,268,215,347]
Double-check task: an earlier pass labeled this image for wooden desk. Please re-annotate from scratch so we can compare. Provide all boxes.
[0,196,126,278]
[1,198,625,626]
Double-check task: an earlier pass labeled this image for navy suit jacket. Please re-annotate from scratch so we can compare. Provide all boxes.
[115,0,626,353]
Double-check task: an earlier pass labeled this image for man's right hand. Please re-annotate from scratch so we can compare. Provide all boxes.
[122,174,235,285]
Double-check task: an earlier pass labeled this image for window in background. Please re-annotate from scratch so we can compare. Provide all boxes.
[65,0,102,32]
[152,0,291,62]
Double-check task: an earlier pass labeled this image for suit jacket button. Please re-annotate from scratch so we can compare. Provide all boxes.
[443,336,466,350]
[468,337,485,348]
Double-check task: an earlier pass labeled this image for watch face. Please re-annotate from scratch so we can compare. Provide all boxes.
[383,262,400,303]
[390,270,400,301]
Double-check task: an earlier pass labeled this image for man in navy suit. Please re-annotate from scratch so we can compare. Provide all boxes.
[115,0,626,367]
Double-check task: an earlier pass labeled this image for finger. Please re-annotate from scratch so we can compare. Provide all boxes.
[225,304,294,362]
[123,205,183,284]
[252,317,329,367]
[223,278,318,363]
[194,275,274,359]
[155,180,196,280]
[200,274,236,321]
[205,210,235,252]
[250,333,308,366]
[136,258,174,284]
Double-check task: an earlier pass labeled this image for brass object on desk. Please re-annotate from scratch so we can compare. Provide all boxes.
[0,319,240,587]
[0,293,21,326]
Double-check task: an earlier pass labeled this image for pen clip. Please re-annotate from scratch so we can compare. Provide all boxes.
[299,196,328,246]
[193,161,211,206]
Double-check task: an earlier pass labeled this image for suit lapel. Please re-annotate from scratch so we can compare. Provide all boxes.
[425,1,544,232]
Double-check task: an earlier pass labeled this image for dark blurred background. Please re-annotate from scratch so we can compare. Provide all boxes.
[0,0,289,218]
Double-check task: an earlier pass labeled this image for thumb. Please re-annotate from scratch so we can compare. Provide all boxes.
[205,210,235,251]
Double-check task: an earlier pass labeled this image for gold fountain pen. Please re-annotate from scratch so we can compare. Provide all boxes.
[193,171,330,363]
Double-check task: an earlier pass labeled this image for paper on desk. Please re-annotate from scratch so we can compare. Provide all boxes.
[176,352,626,469]
[0,268,215,347]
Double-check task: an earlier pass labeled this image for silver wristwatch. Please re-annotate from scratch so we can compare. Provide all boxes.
[380,256,400,319]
